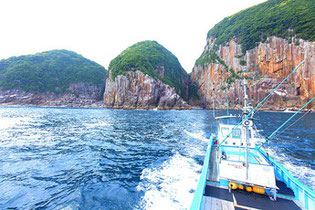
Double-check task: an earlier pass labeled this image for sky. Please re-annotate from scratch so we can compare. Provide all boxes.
[0,0,266,73]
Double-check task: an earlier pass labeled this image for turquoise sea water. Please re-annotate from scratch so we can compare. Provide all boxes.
[0,106,314,209]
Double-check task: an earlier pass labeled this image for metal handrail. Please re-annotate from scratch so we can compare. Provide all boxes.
[190,135,214,210]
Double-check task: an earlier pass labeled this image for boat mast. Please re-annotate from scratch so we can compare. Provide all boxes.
[243,69,250,180]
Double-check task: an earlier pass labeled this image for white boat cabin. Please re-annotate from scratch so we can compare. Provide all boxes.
[217,120,263,148]
[215,116,278,197]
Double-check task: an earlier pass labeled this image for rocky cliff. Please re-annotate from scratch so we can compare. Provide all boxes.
[0,50,106,107]
[0,83,104,107]
[104,70,189,109]
[105,40,190,109]
[191,36,315,111]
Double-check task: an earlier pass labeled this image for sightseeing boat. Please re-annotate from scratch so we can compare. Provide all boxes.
[191,62,314,210]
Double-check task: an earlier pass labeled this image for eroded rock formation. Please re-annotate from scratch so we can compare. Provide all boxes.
[104,70,189,109]
[191,36,315,111]
[0,83,104,107]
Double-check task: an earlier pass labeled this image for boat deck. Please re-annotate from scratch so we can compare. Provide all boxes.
[202,185,300,210]
[218,146,278,189]
[202,196,234,210]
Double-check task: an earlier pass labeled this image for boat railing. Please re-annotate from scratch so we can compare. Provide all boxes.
[190,134,214,210]
[256,146,315,210]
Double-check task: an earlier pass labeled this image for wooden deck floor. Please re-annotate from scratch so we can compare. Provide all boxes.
[202,196,235,210]
[202,196,234,210]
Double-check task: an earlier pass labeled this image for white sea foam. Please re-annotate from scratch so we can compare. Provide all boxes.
[265,148,315,191]
[83,121,113,128]
[0,117,22,130]
[0,116,34,130]
[136,152,202,210]
[184,130,208,142]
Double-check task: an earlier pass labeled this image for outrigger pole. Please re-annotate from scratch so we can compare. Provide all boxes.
[258,96,314,149]
[216,60,305,149]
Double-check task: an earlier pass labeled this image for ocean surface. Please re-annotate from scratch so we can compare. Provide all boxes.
[0,106,314,209]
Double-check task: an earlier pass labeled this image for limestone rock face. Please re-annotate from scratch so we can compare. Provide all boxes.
[191,36,315,111]
[104,70,189,109]
[0,83,104,107]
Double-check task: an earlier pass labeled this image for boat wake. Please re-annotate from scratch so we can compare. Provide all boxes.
[136,152,201,210]
[184,130,208,142]
[0,117,28,130]
[83,121,113,128]
[265,148,315,191]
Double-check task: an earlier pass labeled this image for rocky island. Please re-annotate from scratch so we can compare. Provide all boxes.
[0,0,314,111]
[0,50,106,107]
[190,0,315,111]
[104,41,190,109]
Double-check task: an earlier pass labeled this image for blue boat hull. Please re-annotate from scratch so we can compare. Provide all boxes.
[190,135,315,210]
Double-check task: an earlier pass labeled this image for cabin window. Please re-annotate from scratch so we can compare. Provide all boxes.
[232,129,241,138]
[221,128,230,137]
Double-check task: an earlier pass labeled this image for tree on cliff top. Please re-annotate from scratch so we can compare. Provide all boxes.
[108,40,188,97]
[207,0,315,52]
[0,50,106,93]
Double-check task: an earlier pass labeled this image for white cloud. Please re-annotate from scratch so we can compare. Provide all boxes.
[0,0,266,73]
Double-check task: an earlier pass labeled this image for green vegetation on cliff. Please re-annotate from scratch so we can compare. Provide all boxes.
[207,0,315,52]
[195,48,242,87]
[0,50,106,93]
[195,49,221,67]
[108,40,188,96]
